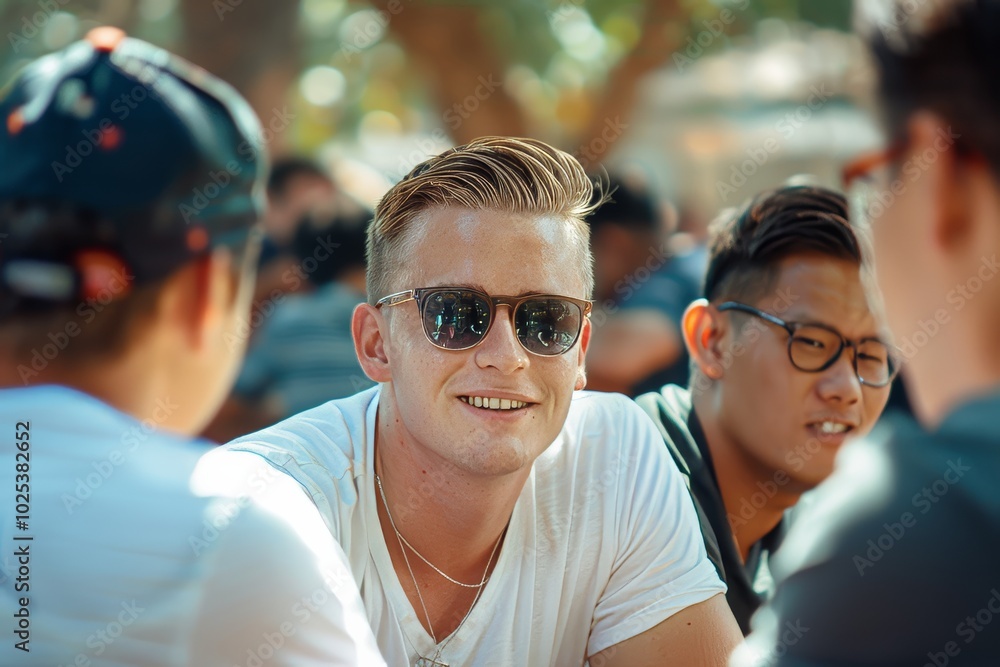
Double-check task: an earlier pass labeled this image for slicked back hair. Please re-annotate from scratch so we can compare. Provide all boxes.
[366,137,600,304]
[703,185,862,305]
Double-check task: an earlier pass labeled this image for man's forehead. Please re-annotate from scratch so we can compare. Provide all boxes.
[417,206,570,241]
[758,255,882,332]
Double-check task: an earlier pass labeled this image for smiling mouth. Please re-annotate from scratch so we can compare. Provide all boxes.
[808,421,853,436]
[459,396,530,411]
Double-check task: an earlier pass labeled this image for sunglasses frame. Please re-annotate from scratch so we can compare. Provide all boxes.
[376,286,593,356]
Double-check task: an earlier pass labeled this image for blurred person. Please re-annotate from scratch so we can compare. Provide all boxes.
[585,179,699,394]
[636,185,894,634]
[0,29,384,667]
[733,1,1000,664]
[253,157,336,302]
[222,137,743,666]
[204,207,374,443]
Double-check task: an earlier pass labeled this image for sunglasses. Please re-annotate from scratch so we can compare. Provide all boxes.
[376,287,592,356]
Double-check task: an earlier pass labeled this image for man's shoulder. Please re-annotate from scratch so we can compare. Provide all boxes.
[564,390,660,439]
[221,386,378,490]
[772,409,1000,603]
[739,409,1000,663]
[634,383,692,426]
[539,390,673,479]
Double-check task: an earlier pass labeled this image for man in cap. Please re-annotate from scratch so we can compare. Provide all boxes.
[0,27,384,666]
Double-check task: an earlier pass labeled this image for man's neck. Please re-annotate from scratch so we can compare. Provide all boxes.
[373,399,527,578]
[693,402,799,562]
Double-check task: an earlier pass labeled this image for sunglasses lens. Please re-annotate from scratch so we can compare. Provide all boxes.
[422,290,492,350]
[515,298,583,356]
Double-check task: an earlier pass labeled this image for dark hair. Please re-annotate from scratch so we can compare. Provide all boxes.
[703,185,861,303]
[866,0,1000,173]
[0,201,256,364]
[586,179,660,236]
[267,158,331,199]
[292,209,370,286]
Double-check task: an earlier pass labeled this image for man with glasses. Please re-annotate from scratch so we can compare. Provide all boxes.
[223,137,743,666]
[637,185,894,634]
[733,2,1000,664]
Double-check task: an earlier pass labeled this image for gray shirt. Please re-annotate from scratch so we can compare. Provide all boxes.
[734,389,1000,666]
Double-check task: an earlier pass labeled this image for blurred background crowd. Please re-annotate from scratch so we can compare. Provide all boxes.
[0,0,907,440]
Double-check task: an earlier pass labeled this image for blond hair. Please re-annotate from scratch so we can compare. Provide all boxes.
[367,136,601,303]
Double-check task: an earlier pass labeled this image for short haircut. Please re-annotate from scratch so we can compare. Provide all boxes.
[862,0,1000,173]
[0,202,257,365]
[586,178,660,236]
[703,185,862,304]
[267,157,331,199]
[367,136,600,304]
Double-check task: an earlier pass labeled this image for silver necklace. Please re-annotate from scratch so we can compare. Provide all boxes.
[375,471,494,588]
[375,471,504,665]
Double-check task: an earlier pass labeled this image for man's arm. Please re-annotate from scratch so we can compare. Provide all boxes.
[591,593,741,667]
[585,396,732,661]
[189,450,385,666]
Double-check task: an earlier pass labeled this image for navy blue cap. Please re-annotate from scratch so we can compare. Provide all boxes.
[0,27,267,306]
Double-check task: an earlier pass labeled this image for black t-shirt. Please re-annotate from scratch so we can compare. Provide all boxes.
[732,389,1000,666]
[636,384,786,634]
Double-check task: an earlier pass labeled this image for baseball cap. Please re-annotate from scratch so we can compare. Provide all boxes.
[0,27,267,308]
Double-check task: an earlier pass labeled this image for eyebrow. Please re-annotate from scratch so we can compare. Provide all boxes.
[783,312,886,342]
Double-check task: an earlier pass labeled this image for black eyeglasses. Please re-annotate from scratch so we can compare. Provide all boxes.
[717,301,899,388]
[376,287,592,356]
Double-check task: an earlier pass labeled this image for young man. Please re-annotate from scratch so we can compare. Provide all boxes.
[733,1,1000,664]
[636,185,894,634]
[0,29,383,666]
[224,137,743,666]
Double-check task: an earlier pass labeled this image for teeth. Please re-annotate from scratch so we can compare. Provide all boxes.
[818,421,848,434]
[460,396,528,410]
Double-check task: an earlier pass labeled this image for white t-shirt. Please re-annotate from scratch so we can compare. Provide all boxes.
[226,386,725,667]
[0,385,385,667]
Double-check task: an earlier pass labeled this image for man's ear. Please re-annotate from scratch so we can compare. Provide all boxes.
[907,112,975,254]
[575,317,592,390]
[681,299,728,380]
[161,251,231,351]
[353,302,391,383]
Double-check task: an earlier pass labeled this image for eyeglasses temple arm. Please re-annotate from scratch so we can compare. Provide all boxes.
[376,290,417,308]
